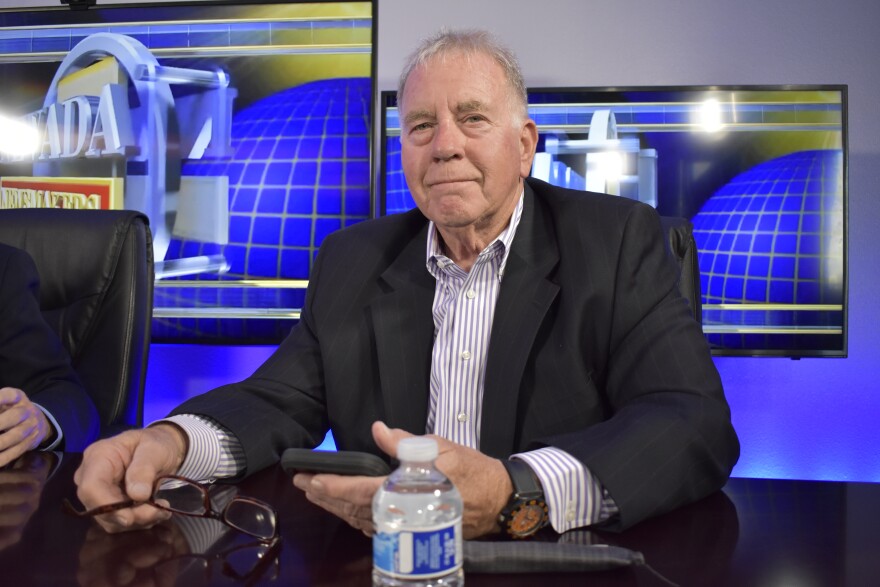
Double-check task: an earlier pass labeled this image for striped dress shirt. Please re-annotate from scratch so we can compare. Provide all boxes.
[422,194,615,532]
[170,192,617,533]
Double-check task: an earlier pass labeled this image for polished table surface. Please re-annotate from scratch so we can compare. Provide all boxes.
[2,452,879,586]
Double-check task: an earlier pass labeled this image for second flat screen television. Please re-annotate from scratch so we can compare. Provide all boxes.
[378,86,848,358]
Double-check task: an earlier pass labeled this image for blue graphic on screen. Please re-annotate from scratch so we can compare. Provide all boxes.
[154,78,372,339]
[384,135,414,216]
[692,149,844,350]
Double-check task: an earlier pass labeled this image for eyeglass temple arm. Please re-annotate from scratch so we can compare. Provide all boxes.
[62,475,199,518]
[62,497,143,517]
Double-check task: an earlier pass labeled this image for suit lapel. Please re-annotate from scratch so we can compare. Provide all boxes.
[480,185,560,458]
[370,222,435,435]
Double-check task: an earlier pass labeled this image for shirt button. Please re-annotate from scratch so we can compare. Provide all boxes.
[466,289,476,299]
[457,412,468,423]
[460,350,471,360]
[567,511,576,521]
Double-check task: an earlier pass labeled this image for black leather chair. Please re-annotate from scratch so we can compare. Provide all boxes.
[0,209,153,432]
[660,216,702,325]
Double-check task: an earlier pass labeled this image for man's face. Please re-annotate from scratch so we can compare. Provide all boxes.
[399,51,537,234]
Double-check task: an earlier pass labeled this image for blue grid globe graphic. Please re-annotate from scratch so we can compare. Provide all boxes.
[154,77,372,341]
[692,149,844,350]
[384,136,415,215]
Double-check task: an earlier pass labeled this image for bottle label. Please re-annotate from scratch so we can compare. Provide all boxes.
[373,520,462,580]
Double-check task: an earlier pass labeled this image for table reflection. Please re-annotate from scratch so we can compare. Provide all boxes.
[73,484,281,587]
[0,452,57,552]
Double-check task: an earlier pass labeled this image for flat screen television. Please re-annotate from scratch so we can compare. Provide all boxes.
[0,0,376,343]
[377,86,848,358]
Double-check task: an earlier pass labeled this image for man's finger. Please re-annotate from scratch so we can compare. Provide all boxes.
[371,421,414,459]
[124,425,186,501]
[0,436,32,468]
[298,472,384,504]
[76,441,131,508]
[0,387,22,407]
[124,449,164,502]
[0,408,26,441]
[293,472,383,532]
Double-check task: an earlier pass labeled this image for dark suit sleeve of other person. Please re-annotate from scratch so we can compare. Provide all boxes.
[0,244,100,451]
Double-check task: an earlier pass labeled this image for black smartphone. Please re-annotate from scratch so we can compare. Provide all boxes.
[281,448,392,477]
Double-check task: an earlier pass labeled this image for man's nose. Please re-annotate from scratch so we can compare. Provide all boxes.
[431,120,464,161]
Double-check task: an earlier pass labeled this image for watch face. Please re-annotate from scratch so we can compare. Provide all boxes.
[509,501,548,538]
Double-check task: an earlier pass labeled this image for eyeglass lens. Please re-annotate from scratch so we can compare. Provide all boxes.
[225,500,276,541]
[155,479,207,515]
[153,478,276,541]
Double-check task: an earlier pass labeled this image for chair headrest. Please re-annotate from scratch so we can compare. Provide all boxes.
[0,209,149,310]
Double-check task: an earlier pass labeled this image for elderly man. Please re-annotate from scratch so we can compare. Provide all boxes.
[74,29,738,539]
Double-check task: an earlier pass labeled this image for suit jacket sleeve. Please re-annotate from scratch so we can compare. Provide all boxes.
[0,245,100,451]
[170,237,334,477]
[536,199,739,530]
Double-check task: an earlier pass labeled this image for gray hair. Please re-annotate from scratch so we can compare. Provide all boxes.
[397,28,529,121]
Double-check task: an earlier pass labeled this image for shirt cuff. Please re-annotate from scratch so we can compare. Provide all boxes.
[33,403,62,451]
[512,446,619,533]
[161,414,245,482]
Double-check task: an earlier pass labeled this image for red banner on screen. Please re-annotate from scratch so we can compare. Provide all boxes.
[0,176,123,210]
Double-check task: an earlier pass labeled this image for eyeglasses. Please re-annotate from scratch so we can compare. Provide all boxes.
[63,475,278,543]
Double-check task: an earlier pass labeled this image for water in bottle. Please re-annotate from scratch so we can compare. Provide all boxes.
[372,437,464,586]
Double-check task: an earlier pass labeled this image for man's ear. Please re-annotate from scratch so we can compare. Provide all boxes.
[519,118,539,178]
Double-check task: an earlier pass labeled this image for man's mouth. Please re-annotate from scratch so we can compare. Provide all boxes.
[427,178,476,187]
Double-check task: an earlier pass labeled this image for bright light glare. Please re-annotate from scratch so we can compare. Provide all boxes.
[597,152,624,180]
[699,99,723,132]
[0,114,39,157]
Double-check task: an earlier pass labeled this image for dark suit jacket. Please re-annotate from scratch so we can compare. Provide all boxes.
[0,243,100,451]
[174,178,740,530]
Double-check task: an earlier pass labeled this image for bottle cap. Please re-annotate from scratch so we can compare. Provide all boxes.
[397,437,438,462]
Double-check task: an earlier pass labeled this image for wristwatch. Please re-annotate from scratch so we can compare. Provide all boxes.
[498,459,549,539]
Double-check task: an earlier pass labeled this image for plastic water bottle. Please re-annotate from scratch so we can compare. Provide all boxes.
[372,437,464,586]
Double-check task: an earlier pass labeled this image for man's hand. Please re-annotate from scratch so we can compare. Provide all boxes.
[72,424,188,533]
[292,467,384,536]
[373,422,512,538]
[0,387,52,468]
[293,422,512,539]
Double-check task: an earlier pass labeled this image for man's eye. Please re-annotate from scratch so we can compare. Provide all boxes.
[410,122,431,132]
[464,115,485,123]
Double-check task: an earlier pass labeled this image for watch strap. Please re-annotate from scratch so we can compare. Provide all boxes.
[502,459,543,500]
